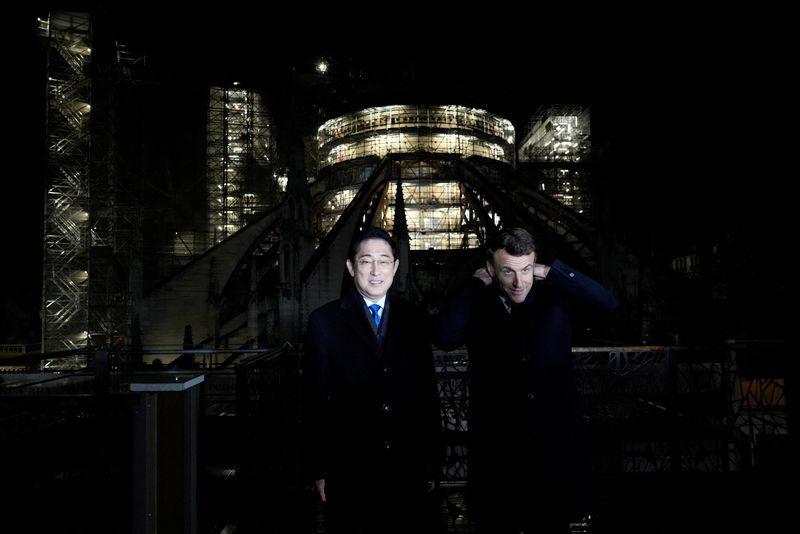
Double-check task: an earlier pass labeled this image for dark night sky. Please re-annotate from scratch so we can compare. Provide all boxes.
[6,6,795,344]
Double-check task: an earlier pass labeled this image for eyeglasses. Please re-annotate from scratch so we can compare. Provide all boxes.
[357,258,395,269]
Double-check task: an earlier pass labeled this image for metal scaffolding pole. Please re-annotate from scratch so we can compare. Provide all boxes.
[40,11,92,362]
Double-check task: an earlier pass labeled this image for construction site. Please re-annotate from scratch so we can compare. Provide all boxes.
[1,9,792,534]
[37,12,643,358]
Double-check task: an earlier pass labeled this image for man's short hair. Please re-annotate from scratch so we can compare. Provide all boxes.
[485,227,537,261]
[349,226,397,261]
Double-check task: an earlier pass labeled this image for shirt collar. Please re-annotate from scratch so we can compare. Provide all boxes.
[499,294,513,314]
[362,295,387,309]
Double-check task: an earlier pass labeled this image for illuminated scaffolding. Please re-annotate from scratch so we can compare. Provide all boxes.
[206,86,278,248]
[379,162,484,250]
[315,105,514,250]
[39,12,92,358]
[518,105,592,216]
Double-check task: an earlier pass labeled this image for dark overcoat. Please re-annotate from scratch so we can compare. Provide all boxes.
[434,260,620,529]
[304,288,441,532]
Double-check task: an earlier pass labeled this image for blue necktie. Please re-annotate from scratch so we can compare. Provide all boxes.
[369,303,381,328]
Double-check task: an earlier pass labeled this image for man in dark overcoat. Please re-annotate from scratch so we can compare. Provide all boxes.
[435,227,620,533]
[304,226,442,534]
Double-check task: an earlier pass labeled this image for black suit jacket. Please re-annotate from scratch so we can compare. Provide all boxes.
[303,288,441,493]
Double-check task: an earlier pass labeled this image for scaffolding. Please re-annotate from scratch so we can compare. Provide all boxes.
[381,164,483,250]
[517,105,593,216]
[315,105,513,250]
[39,12,92,359]
[206,86,278,248]
[317,105,515,167]
[84,24,148,356]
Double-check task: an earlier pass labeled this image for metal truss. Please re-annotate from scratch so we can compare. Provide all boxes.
[207,86,276,247]
[40,12,92,362]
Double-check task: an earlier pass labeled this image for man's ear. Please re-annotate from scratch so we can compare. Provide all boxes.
[346,259,355,277]
[485,260,495,278]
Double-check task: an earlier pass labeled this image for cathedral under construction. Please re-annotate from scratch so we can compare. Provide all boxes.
[1,10,791,534]
[37,12,685,364]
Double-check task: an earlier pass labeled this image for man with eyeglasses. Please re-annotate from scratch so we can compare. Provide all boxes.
[434,227,620,534]
[303,226,442,534]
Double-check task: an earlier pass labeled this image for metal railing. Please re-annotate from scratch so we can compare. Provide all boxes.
[1,341,791,482]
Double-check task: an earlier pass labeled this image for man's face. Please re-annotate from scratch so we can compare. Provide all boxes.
[486,248,536,304]
[346,238,399,302]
